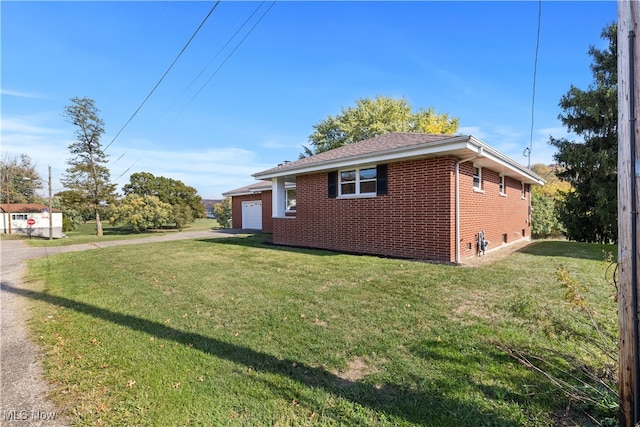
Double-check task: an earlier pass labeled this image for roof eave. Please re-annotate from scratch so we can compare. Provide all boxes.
[468,136,545,185]
[253,134,544,185]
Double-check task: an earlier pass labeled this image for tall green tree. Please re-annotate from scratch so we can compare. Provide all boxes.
[61,97,117,236]
[548,23,617,243]
[122,172,205,227]
[301,96,459,157]
[0,154,41,203]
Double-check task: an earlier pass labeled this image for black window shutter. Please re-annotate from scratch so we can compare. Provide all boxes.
[377,164,388,195]
[328,171,337,198]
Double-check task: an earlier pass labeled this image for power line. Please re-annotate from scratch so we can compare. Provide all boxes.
[104,1,221,152]
[184,1,267,94]
[526,0,542,169]
[189,1,277,103]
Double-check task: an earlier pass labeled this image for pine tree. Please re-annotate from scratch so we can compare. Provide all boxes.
[549,23,617,243]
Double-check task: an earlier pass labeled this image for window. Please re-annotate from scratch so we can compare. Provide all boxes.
[11,214,27,220]
[339,167,377,196]
[473,166,482,191]
[521,183,527,199]
[499,174,506,195]
[286,188,296,211]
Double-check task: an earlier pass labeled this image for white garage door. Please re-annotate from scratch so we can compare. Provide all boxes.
[241,200,262,229]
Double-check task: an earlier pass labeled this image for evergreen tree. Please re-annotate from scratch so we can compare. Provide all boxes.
[549,23,617,243]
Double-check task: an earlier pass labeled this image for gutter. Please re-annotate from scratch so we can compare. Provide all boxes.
[455,145,484,263]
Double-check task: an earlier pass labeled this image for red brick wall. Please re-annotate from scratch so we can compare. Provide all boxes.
[231,193,273,232]
[261,191,273,233]
[457,163,531,260]
[273,157,456,262]
[272,156,531,263]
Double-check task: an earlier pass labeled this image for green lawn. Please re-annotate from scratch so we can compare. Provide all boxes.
[19,237,618,426]
[17,218,221,247]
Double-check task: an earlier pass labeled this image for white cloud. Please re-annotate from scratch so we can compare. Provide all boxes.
[0,89,43,99]
[1,114,276,199]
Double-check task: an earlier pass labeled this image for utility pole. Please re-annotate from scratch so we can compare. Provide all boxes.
[48,165,52,240]
[618,2,640,426]
[5,173,11,235]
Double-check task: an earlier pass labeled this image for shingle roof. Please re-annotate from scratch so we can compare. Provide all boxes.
[255,132,453,177]
[0,204,62,213]
[221,181,274,197]
[251,131,544,185]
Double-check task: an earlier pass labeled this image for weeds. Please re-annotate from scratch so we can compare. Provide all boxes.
[501,252,618,425]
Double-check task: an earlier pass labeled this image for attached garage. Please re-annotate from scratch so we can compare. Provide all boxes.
[222,181,278,233]
[241,200,262,229]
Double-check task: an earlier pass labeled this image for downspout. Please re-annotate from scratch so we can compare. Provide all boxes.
[455,146,484,263]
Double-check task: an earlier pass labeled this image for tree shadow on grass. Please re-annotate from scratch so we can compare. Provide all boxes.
[517,240,616,261]
[3,282,524,426]
[196,236,345,258]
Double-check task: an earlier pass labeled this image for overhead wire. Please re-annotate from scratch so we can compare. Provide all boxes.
[183,1,267,94]
[189,1,277,104]
[104,0,222,153]
[526,0,542,169]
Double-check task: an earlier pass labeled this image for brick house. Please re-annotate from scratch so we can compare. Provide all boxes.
[228,132,544,263]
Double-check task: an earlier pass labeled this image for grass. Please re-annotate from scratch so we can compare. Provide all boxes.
[11,218,222,247]
[16,236,618,426]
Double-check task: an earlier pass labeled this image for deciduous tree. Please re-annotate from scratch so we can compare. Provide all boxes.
[61,97,117,236]
[122,172,205,227]
[213,197,232,228]
[530,164,570,237]
[301,96,459,156]
[0,154,41,203]
[108,194,171,232]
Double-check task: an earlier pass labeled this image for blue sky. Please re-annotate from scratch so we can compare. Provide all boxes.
[1,1,617,199]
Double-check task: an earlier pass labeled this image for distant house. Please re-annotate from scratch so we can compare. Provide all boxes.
[0,203,64,239]
[226,132,544,263]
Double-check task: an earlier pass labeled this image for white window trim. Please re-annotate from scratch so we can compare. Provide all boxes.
[338,166,377,198]
[285,188,296,212]
[521,182,527,199]
[499,174,506,196]
[472,165,484,193]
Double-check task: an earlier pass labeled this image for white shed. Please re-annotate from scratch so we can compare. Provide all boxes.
[0,203,64,239]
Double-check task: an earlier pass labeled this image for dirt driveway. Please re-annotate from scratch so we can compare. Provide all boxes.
[0,230,237,426]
